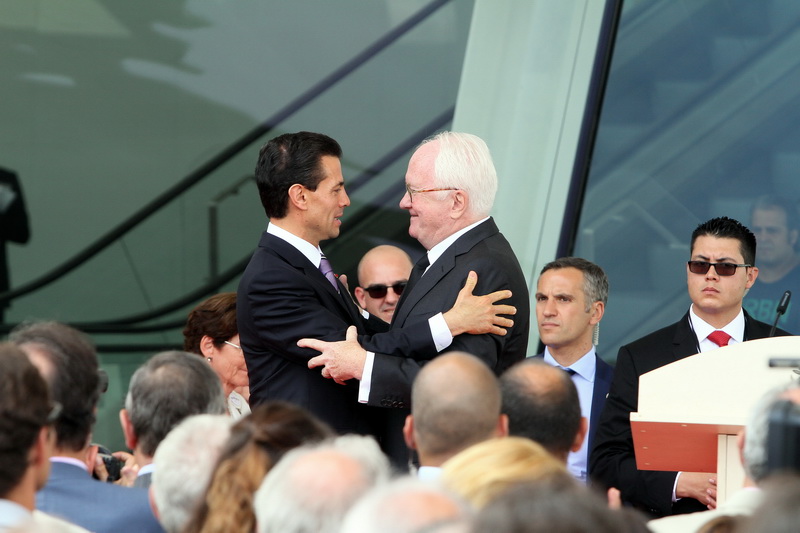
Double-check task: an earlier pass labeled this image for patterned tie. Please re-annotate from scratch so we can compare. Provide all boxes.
[319,254,339,293]
[707,330,731,347]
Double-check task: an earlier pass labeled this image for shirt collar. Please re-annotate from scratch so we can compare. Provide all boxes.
[426,217,489,268]
[267,222,324,268]
[689,306,745,344]
[50,456,90,472]
[542,346,597,382]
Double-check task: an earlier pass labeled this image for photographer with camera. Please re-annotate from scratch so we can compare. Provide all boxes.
[10,321,163,533]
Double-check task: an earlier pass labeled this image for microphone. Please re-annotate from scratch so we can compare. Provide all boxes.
[769,290,792,337]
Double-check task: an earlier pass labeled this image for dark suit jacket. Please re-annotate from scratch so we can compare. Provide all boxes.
[370,218,530,405]
[36,461,164,533]
[0,168,30,310]
[534,351,614,467]
[238,231,437,435]
[589,311,789,517]
[367,219,530,464]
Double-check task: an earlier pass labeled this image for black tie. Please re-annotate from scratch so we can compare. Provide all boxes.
[406,254,430,292]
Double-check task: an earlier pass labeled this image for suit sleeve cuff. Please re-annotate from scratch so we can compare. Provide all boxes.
[429,313,453,352]
[358,351,375,403]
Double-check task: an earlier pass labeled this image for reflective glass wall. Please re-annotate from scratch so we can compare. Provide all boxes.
[575,0,800,363]
[0,0,474,447]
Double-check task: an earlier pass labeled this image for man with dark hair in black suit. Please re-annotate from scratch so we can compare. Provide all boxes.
[590,216,791,517]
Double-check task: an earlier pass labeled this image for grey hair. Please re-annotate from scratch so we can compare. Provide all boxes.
[125,351,226,457]
[425,131,498,218]
[151,414,233,533]
[743,380,800,483]
[540,257,609,310]
[254,434,391,533]
[339,476,471,533]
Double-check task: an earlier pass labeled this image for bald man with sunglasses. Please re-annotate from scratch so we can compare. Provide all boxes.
[354,245,414,324]
[590,217,791,519]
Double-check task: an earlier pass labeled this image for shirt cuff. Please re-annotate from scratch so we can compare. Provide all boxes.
[672,472,681,502]
[429,312,453,352]
[358,351,375,403]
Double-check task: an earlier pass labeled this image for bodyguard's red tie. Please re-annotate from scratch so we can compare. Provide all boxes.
[707,330,731,347]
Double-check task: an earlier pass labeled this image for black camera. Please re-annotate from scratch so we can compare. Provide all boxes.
[766,399,800,476]
[93,444,124,483]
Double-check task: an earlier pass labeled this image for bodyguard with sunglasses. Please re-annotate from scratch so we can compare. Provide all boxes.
[590,217,791,519]
[354,245,413,324]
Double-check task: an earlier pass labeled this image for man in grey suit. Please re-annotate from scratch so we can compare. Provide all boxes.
[10,321,164,533]
[301,131,530,463]
[120,350,227,488]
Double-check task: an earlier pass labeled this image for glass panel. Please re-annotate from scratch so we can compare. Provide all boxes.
[0,0,474,448]
[575,0,800,363]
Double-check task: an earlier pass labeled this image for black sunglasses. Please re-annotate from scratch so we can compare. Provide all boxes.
[364,282,407,299]
[687,261,751,277]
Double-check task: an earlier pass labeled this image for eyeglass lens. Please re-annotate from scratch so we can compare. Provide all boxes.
[366,282,407,298]
[687,261,744,276]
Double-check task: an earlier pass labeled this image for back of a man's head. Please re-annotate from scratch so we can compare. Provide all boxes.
[340,476,471,533]
[743,381,800,484]
[410,352,504,466]
[0,342,54,498]
[151,414,233,533]
[254,434,390,533]
[10,321,99,452]
[500,359,582,460]
[125,350,226,457]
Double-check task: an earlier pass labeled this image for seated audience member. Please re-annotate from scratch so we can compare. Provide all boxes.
[649,381,800,533]
[441,436,570,509]
[120,350,227,488]
[150,415,232,533]
[0,343,91,533]
[353,244,413,323]
[183,292,251,418]
[340,476,471,533]
[254,434,391,533]
[472,477,649,533]
[500,359,587,465]
[741,474,800,533]
[404,351,507,479]
[10,321,163,533]
[184,402,333,533]
[531,257,613,481]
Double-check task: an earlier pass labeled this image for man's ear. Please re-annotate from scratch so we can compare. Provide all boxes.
[571,416,588,453]
[403,414,417,450]
[589,301,605,326]
[495,414,509,438]
[449,190,469,219]
[287,183,307,211]
[354,287,367,309]
[119,409,138,451]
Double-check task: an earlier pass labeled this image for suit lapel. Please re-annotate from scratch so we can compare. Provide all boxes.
[264,233,361,324]
[671,311,700,361]
[392,218,499,326]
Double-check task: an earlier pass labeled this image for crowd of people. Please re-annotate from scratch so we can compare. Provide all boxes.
[1,129,799,532]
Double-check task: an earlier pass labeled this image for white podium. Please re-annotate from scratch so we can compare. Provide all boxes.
[630,336,799,504]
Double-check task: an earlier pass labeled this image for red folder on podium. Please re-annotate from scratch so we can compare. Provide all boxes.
[630,336,799,503]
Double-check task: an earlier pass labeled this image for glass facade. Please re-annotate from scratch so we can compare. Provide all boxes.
[574,0,800,362]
